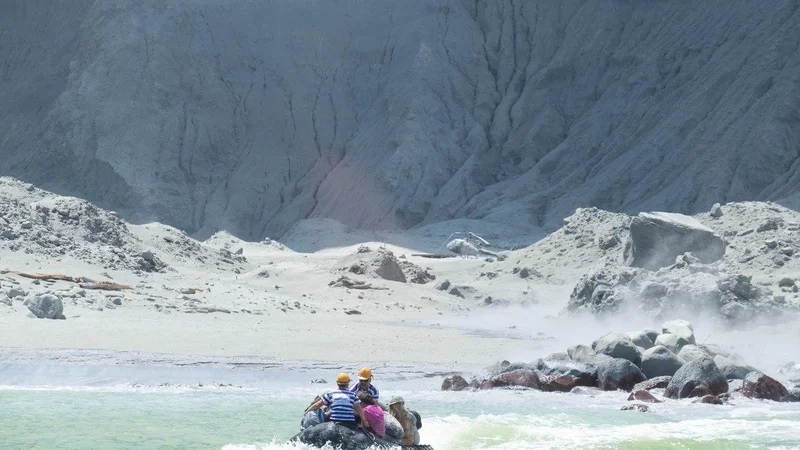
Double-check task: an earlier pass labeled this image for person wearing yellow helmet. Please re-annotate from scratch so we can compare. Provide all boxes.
[305,373,367,428]
[349,367,380,404]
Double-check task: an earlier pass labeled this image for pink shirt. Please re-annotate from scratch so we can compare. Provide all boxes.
[362,404,385,437]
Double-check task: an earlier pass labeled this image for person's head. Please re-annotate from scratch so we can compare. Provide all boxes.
[358,367,373,389]
[388,395,406,416]
[336,372,351,388]
[356,391,375,406]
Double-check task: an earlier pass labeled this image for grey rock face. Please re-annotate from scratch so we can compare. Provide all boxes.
[640,345,685,379]
[4,1,799,239]
[594,356,646,392]
[626,330,655,350]
[661,320,696,345]
[26,293,65,320]
[713,355,757,380]
[593,333,642,367]
[624,213,726,271]
[654,334,691,354]
[677,345,711,363]
[665,358,728,399]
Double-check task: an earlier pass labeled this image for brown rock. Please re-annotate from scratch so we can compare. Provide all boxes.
[480,369,542,390]
[627,390,663,403]
[540,375,580,392]
[741,373,790,402]
[693,395,723,405]
[632,376,672,392]
[441,375,469,391]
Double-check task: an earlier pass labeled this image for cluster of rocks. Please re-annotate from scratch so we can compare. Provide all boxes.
[336,248,434,284]
[441,320,800,407]
[0,179,168,273]
[566,257,793,322]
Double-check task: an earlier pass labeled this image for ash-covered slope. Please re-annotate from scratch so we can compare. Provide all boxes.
[1,0,799,240]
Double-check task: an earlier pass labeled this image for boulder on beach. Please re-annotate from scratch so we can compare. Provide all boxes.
[654,334,690,354]
[640,345,684,378]
[626,330,655,350]
[714,355,757,380]
[593,356,646,391]
[480,369,541,390]
[665,358,728,399]
[740,372,790,402]
[26,292,65,320]
[593,333,642,367]
[632,376,672,392]
[441,375,469,391]
[661,320,696,345]
[677,345,711,363]
[693,395,724,405]
[624,212,726,271]
[567,344,596,361]
[534,356,598,389]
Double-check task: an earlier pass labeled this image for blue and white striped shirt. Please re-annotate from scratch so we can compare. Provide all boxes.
[322,388,360,422]
[349,383,380,401]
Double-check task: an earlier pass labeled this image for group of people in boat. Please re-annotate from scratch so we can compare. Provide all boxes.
[304,367,420,445]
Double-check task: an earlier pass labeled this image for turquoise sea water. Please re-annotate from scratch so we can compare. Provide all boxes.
[1,351,799,450]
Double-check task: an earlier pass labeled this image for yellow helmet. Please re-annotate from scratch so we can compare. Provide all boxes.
[358,367,373,381]
[336,372,351,384]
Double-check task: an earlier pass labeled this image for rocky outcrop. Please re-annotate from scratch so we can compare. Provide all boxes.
[624,213,726,270]
[665,359,729,399]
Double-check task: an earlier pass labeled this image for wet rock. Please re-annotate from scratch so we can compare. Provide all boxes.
[593,333,642,366]
[624,212,726,271]
[480,369,542,390]
[627,390,663,403]
[593,356,646,391]
[661,320,696,345]
[621,404,650,412]
[677,345,711,363]
[740,372,790,402]
[640,345,684,378]
[665,358,728,399]
[441,375,469,391]
[26,292,65,319]
[654,334,690,353]
[534,357,598,388]
[632,376,672,392]
[693,395,723,405]
[714,355,757,380]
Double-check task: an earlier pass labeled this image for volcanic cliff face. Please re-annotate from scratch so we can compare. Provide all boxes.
[1,0,799,239]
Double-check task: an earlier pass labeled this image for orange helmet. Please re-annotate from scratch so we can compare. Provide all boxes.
[358,367,373,381]
[336,372,351,384]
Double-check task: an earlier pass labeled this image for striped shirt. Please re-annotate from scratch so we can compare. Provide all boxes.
[322,388,360,422]
[349,383,380,401]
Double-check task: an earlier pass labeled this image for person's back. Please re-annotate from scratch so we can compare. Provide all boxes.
[323,388,359,423]
[356,391,385,437]
[388,396,419,445]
